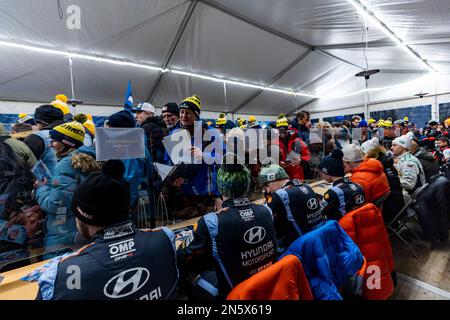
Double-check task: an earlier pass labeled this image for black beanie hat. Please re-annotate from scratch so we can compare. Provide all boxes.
[34,104,64,124]
[71,160,131,227]
[318,149,345,177]
[161,102,179,117]
[107,110,136,128]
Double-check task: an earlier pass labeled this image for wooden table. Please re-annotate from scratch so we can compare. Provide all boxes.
[0,180,329,300]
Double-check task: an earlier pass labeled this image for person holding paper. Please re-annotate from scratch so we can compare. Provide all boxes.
[275,114,310,181]
[164,95,223,216]
[34,121,99,252]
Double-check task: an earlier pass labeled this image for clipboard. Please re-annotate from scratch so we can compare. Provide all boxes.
[31,160,52,182]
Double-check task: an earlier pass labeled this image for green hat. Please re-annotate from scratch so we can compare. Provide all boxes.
[258,164,289,185]
[217,154,250,198]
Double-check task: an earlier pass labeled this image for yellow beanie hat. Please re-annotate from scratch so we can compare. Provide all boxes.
[179,95,201,118]
[51,94,70,115]
[276,113,289,128]
[216,113,227,126]
[50,121,85,148]
[368,118,376,124]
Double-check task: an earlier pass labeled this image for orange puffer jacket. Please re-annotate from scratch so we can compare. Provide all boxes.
[226,254,313,300]
[350,158,390,203]
[339,203,395,300]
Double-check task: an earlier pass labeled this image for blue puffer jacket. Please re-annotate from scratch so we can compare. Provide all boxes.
[35,146,97,250]
[164,123,223,197]
[280,220,364,300]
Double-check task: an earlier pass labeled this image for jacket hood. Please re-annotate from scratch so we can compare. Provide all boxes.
[352,158,384,175]
[414,147,435,161]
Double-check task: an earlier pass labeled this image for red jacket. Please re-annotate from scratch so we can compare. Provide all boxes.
[278,130,310,181]
[226,254,313,300]
[351,158,390,203]
[339,203,395,300]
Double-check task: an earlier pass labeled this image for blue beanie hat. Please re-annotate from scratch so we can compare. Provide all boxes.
[318,149,345,177]
[107,110,136,128]
[358,120,368,128]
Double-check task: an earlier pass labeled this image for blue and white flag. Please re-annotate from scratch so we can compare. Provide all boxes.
[123,80,134,110]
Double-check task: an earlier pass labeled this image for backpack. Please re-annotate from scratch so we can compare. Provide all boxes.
[0,136,35,219]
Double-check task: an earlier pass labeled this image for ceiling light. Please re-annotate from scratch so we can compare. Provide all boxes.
[345,0,435,73]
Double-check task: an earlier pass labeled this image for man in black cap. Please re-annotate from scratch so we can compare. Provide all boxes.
[24,105,65,174]
[36,160,179,300]
[318,149,366,220]
[161,102,179,130]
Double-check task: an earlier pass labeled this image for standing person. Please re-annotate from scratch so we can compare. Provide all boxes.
[292,111,311,145]
[433,136,450,166]
[105,110,153,227]
[36,160,178,300]
[391,133,426,194]
[360,137,405,223]
[133,102,166,164]
[34,121,99,251]
[24,105,65,174]
[342,144,390,204]
[164,95,223,216]
[177,155,278,300]
[258,164,326,252]
[0,123,36,169]
[276,114,310,181]
[318,149,366,220]
[161,102,179,131]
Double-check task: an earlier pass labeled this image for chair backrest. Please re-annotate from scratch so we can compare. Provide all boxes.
[411,182,429,200]
[226,254,313,300]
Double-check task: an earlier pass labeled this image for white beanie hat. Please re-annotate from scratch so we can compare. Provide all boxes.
[392,132,415,150]
[342,143,364,163]
[360,137,380,155]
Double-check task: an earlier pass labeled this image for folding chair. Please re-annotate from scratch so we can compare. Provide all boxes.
[385,183,429,258]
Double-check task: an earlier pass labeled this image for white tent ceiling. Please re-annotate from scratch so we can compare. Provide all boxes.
[0,0,449,116]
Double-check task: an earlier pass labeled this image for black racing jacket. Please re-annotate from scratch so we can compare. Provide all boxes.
[268,180,326,251]
[37,221,178,300]
[321,177,366,220]
[177,198,278,299]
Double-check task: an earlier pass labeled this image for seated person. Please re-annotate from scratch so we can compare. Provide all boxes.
[342,143,390,204]
[36,160,179,300]
[318,149,366,220]
[258,164,326,252]
[177,154,278,300]
[391,133,426,194]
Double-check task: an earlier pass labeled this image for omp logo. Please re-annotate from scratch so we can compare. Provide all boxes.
[103,267,149,299]
[109,239,135,259]
[244,227,266,244]
[239,209,254,220]
[354,194,365,205]
[306,198,319,210]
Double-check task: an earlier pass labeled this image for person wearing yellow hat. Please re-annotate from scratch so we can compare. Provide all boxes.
[164,94,222,215]
[214,113,228,135]
[247,115,261,129]
[35,121,99,250]
[444,117,450,129]
[276,113,310,181]
[51,94,70,115]
[237,118,247,130]
[74,113,96,147]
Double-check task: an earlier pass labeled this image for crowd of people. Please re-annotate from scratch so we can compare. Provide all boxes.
[1,92,450,300]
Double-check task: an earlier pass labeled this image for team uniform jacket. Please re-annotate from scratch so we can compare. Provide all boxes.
[321,177,366,220]
[177,198,278,299]
[277,129,311,181]
[36,221,178,300]
[267,180,326,251]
